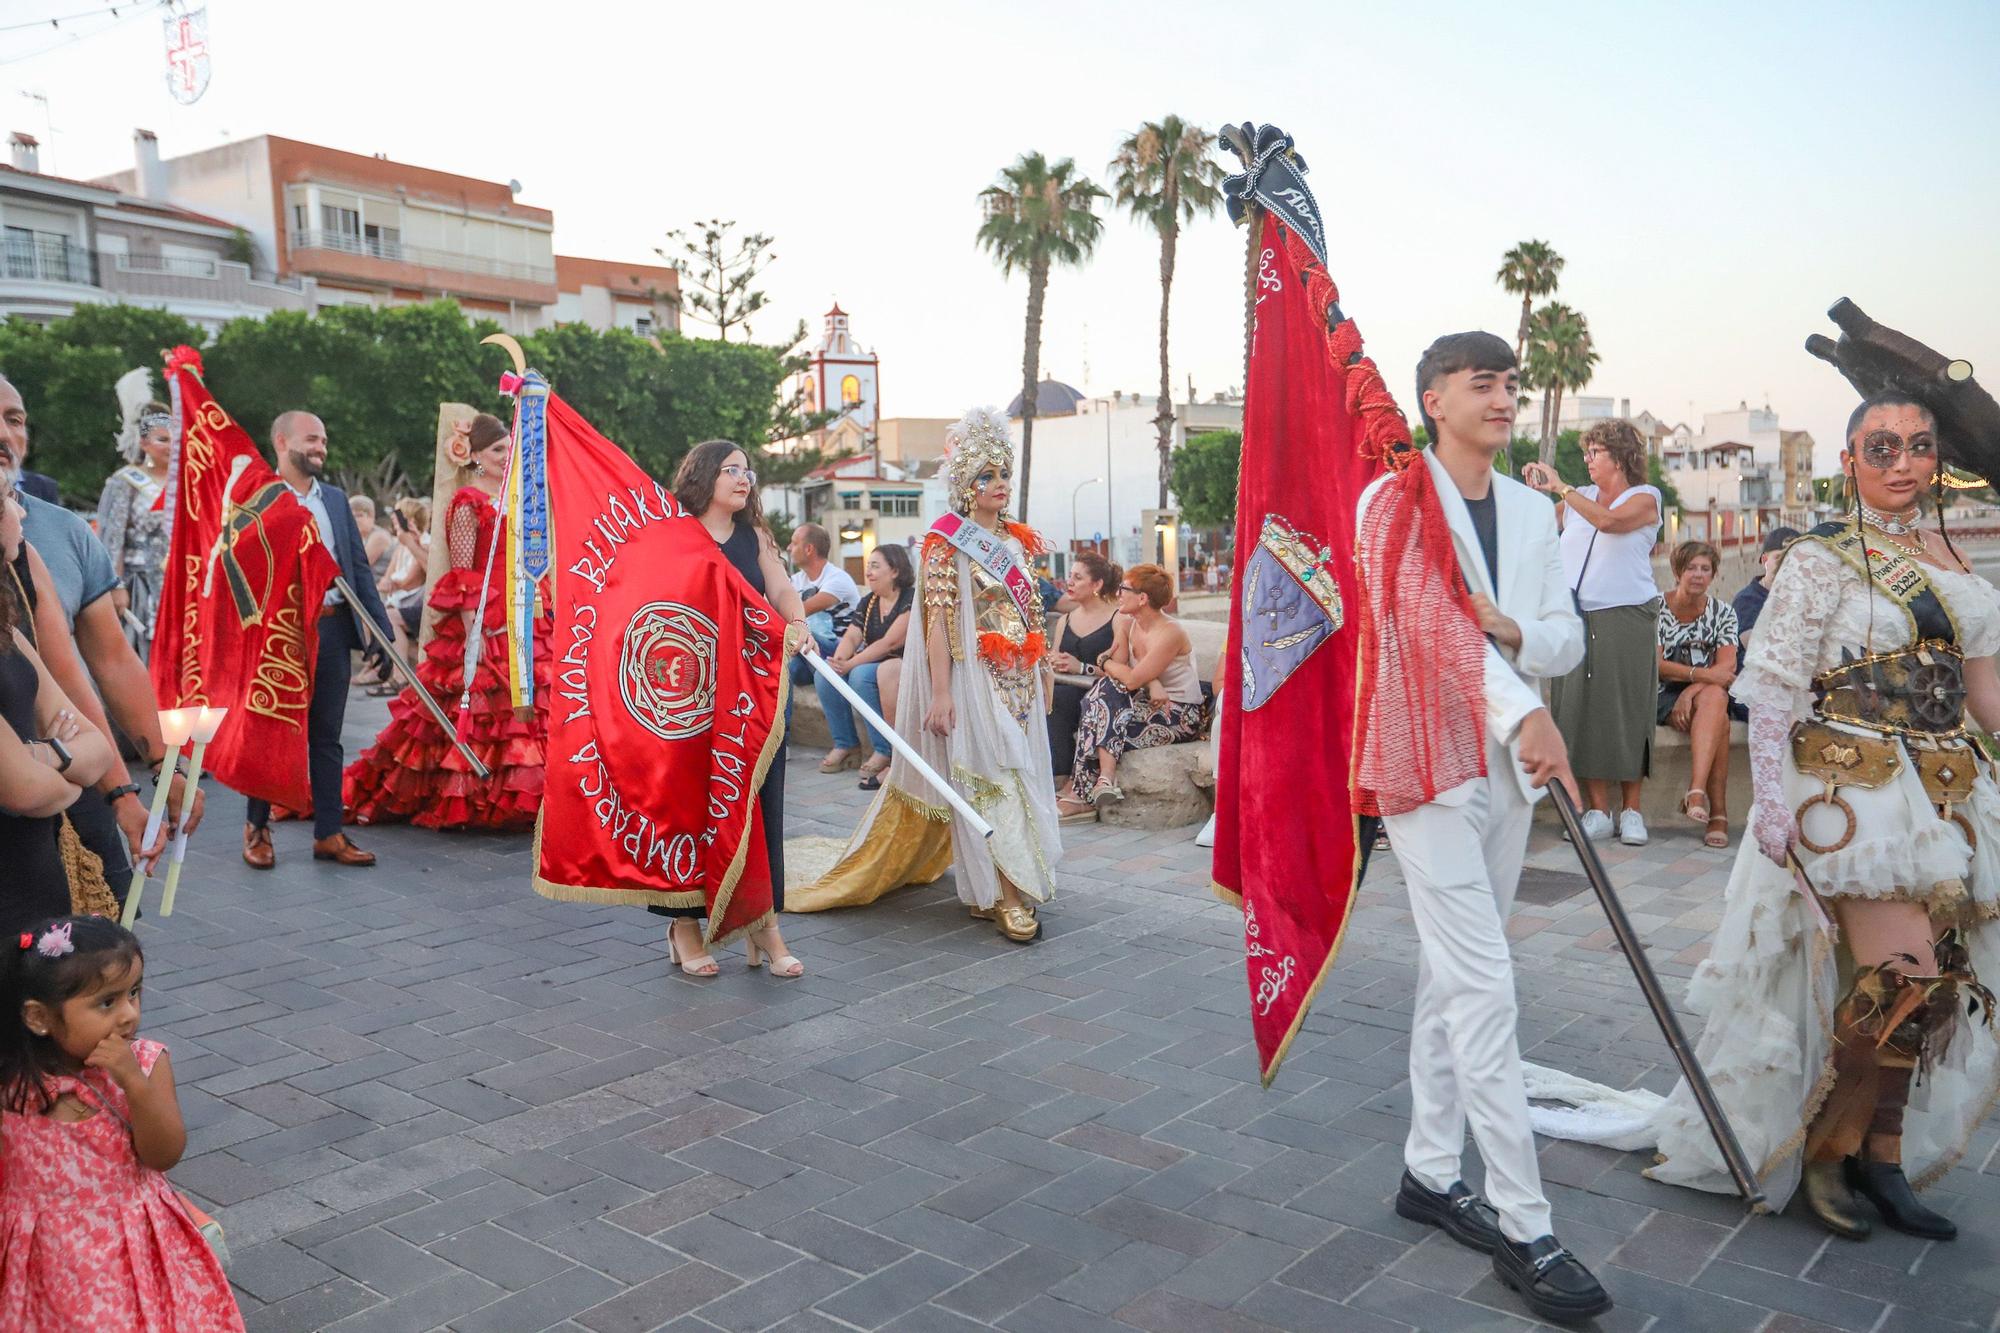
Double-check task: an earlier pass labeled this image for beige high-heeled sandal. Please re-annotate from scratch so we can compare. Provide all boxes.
[666,922,719,977]
[745,927,804,978]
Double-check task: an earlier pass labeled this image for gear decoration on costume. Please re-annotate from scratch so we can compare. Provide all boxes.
[618,601,719,741]
[1239,514,1344,711]
[943,406,1015,516]
[1807,298,2000,490]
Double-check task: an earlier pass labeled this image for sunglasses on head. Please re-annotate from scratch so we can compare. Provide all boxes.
[1857,430,1937,469]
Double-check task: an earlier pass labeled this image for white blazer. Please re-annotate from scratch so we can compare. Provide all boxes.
[1358,448,1585,806]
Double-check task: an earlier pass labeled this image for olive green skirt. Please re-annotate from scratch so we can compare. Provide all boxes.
[1549,599,1661,782]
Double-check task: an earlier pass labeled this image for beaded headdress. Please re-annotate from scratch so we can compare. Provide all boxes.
[943,407,1014,516]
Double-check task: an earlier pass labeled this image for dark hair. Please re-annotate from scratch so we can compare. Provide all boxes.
[1124,562,1173,610]
[1670,540,1721,579]
[1071,551,1121,601]
[870,542,914,592]
[467,413,509,451]
[1760,525,1801,555]
[1414,332,1517,444]
[673,439,767,533]
[1580,419,1648,486]
[1844,392,1935,449]
[0,916,144,1113]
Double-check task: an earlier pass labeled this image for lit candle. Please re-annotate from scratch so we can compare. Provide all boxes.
[122,706,199,927]
[158,706,228,917]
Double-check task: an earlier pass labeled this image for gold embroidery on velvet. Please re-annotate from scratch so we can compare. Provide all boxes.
[245,582,311,726]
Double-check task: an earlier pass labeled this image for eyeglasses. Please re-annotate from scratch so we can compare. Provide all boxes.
[721,464,758,484]
[1583,447,1607,460]
[1117,585,1141,594]
[1857,430,1937,469]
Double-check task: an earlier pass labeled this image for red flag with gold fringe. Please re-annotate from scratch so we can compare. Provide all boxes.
[527,382,786,945]
[151,346,338,810]
[1211,126,1418,1083]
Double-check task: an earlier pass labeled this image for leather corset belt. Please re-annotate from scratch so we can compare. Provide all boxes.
[1813,641,1967,738]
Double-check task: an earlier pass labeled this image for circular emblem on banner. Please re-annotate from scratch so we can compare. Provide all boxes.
[619,602,719,740]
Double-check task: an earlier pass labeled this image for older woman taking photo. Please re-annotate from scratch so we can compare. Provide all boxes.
[1657,540,1739,848]
[1525,419,1663,846]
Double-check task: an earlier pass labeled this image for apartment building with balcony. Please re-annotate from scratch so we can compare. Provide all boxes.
[93,131,677,336]
[0,132,311,329]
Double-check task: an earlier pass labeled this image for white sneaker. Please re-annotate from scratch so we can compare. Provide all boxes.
[1618,810,1649,846]
[1195,815,1217,849]
[1579,809,1614,841]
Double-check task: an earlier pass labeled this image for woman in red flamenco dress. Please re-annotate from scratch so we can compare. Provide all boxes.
[343,413,552,830]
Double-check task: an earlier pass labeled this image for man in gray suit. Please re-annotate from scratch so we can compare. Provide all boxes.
[243,411,391,870]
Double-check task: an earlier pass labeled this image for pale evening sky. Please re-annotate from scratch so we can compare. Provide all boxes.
[5,0,1997,476]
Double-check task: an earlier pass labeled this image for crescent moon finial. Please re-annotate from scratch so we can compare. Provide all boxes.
[481,333,527,376]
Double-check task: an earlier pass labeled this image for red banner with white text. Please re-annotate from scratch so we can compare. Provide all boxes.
[529,390,785,943]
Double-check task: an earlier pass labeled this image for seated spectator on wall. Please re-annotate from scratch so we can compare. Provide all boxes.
[1045,553,1120,798]
[814,544,913,789]
[788,522,859,689]
[1730,525,1799,655]
[1658,540,1740,849]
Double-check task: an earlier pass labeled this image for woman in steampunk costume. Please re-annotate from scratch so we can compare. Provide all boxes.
[1650,389,2000,1241]
[789,407,1060,942]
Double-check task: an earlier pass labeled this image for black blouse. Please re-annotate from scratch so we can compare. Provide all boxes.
[856,589,912,648]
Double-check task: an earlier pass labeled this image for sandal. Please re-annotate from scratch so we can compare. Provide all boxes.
[666,922,719,977]
[1704,816,1730,849]
[745,926,804,978]
[1057,799,1097,826]
[1680,790,1711,824]
[856,755,890,790]
[819,748,860,774]
[1089,780,1124,806]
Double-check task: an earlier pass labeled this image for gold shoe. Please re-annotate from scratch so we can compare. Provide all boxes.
[994,903,1041,944]
[1801,1159,1872,1240]
[968,905,995,921]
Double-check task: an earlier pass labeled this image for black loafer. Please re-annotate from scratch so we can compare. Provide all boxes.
[1494,1234,1612,1323]
[1394,1171,1502,1254]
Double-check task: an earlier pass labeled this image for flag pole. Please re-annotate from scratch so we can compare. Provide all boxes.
[333,576,491,780]
[799,650,993,840]
[1547,781,1765,1208]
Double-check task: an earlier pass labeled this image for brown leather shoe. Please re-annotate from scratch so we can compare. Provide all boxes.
[312,833,376,866]
[243,823,275,870]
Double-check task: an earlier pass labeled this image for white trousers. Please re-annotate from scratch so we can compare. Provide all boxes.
[1381,739,1552,1242]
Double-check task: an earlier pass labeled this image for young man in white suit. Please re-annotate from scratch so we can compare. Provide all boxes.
[1365,331,1610,1323]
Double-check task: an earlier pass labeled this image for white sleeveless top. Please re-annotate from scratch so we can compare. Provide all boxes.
[1559,483,1661,612]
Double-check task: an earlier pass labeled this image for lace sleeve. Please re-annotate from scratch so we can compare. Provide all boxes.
[446,501,480,571]
[1748,702,1796,866]
[1732,539,1843,720]
[96,476,132,573]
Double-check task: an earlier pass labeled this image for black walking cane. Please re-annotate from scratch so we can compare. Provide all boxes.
[1547,781,1766,1209]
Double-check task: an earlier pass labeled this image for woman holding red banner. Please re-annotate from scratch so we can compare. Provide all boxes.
[342,414,552,831]
[645,439,813,977]
[790,408,1061,944]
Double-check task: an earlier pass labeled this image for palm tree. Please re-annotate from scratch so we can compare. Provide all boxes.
[976,153,1107,524]
[1496,240,1565,367]
[1524,303,1599,465]
[1110,116,1226,508]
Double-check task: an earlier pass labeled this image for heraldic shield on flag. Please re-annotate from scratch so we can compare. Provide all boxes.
[163,7,212,106]
[530,388,790,947]
[1210,124,1420,1084]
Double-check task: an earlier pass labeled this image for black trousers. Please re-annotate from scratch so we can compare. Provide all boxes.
[247,612,355,840]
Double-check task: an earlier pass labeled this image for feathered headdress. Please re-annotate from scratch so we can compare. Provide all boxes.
[943,406,1014,516]
[113,368,170,463]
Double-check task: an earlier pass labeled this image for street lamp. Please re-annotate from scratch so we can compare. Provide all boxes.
[1071,477,1103,553]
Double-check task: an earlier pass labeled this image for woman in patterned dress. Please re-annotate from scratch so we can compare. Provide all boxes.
[790,408,1061,944]
[342,414,552,830]
[94,402,173,660]
[1656,540,1741,847]
[1059,563,1205,814]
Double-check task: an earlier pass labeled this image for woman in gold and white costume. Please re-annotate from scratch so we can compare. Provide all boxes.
[1650,393,2000,1243]
[789,408,1061,943]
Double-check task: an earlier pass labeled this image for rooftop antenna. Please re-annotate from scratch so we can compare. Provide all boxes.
[18,91,53,170]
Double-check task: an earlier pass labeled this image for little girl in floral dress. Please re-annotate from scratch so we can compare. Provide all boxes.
[0,915,242,1331]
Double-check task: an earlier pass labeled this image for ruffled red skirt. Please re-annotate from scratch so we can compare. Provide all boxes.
[342,568,553,832]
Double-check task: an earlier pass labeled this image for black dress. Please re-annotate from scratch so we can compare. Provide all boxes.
[1048,611,1118,779]
[652,521,786,919]
[0,645,68,935]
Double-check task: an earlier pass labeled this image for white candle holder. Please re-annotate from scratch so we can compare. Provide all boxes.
[122,706,200,927]
[158,706,228,917]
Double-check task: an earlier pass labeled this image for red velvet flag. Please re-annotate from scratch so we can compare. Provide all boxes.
[1211,201,1417,1083]
[528,388,786,944]
[151,347,338,810]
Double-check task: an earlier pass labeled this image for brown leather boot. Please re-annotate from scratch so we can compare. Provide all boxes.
[312,833,376,866]
[242,823,275,870]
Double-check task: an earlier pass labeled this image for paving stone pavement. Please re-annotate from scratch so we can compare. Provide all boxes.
[142,693,2000,1332]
